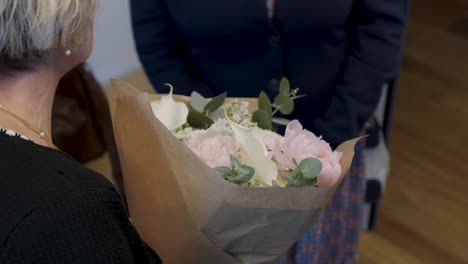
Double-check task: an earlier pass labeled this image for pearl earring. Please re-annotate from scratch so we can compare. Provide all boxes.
[65,49,72,56]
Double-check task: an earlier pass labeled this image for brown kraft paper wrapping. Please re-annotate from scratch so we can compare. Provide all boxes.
[109,80,361,264]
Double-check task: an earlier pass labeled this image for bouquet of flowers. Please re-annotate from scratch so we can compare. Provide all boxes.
[152,78,343,189]
[110,79,360,264]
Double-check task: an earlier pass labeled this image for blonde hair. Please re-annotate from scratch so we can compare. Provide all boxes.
[0,0,100,73]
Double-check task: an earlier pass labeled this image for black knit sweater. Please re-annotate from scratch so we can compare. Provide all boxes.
[0,131,161,263]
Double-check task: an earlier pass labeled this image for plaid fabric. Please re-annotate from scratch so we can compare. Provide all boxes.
[277,141,366,264]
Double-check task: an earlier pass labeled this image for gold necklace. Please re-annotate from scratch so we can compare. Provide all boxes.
[0,103,54,147]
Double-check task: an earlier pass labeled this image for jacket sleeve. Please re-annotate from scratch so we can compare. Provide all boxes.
[0,189,161,264]
[311,0,410,148]
[130,0,212,96]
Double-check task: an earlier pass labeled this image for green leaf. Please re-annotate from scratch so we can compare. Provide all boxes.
[279,77,290,95]
[272,117,291,126]
[208,108,225,121]
[187,106,214,129]
[291,94,307,101]
[215,167,233,178]
[203,92,227,113]
[258,91,272,116]
[230,172,254,184]
[293,159,299,168]
[222,158,255,185]
[274,93,294,115]
[299,158,322,179]
[252,109,273,131]
[283,175,318,187]
[282,175,300,187]
[230,155,241,169]
[271,123,279,133]
[236,166,255,177]
[190,91,208,112]
[301,178,318,187]
[289,167,301,181]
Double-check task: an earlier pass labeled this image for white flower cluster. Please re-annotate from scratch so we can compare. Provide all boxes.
[173,99,253,144]
[225,99,253,127]
[210,118,234,136]
[174,126,203,143]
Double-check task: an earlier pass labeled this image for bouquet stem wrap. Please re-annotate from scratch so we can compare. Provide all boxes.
[110,81,360,264]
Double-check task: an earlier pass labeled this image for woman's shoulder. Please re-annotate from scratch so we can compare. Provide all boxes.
[0,132,116,194]
[0,133,122,247]
[0,175,126,258]
[0,187,148,263]
[0,135,162,264]
[0,182,126,258]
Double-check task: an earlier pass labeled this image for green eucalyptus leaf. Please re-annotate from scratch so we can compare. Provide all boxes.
[190,91,208,112]
[289,167,302,181]
[209,108,225,121]
[282,175,300,187]
[230,174,252,184]
[279,77,290,95]
[274,93,294,115]
[215,167,233,178]
[271,123,279,133]
[291,94,307,101]
[204,92,227,113]
[272,117,291,126]
[230,155,241,169]
[258,91,273,116]
[293,159,299,168]
[252,109,273,131]
[300,178,318,187]
[236,166,255,177]
[187,106,214,129]
[222,157,256,186]
[283,175,318,187]
[299,158,322,179]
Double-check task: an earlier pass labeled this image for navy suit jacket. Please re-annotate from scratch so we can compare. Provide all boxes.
[130,0,409,147]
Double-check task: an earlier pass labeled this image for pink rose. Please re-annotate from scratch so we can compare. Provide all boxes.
[317,151,343,187]
[275,120,343,187]
[187,129,238,168]
[275,120,333,169]
[255,128,283,159]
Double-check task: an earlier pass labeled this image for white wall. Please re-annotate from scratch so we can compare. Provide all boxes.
[87,0,142,84]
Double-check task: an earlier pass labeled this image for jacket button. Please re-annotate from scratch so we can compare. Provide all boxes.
[270,36,281,47]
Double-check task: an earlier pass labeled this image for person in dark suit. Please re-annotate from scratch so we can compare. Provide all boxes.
[130,0,409,262]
